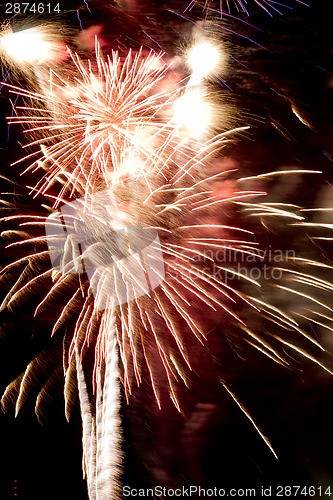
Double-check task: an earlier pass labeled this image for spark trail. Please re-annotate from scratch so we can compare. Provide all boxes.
[185,0,309,16]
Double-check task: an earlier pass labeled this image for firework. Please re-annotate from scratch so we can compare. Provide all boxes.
[185,0,308,16]
[0,4,332,498]
[0,24,68,71]
[1,33,331,409]
[1,36,257,404]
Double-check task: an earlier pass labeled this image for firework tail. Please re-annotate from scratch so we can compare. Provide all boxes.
[76,308,123,500]
[76,348,97,499]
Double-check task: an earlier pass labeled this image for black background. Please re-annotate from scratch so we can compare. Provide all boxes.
[1,1,333,499]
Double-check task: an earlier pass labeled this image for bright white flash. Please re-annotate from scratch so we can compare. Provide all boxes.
[187,41,220,81]
[0,27,53,63]
[173,88,211,138]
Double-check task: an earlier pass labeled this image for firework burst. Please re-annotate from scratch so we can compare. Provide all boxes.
[1,38,261,407]
[2,36,332,411]
[185,0,309,16]
[0,7,332,498]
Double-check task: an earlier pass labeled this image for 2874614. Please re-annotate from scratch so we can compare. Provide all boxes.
[275,485,332,497]
[5,3,61,14]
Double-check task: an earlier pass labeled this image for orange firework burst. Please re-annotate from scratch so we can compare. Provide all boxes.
[1,22,333,483]
[2,41,266,409]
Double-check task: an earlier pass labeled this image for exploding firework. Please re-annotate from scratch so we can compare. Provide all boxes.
[0,2,332,498]
[1,35,260,407]
[185,0,309,16]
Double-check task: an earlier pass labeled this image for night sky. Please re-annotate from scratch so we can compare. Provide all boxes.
[1,1,333,499]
